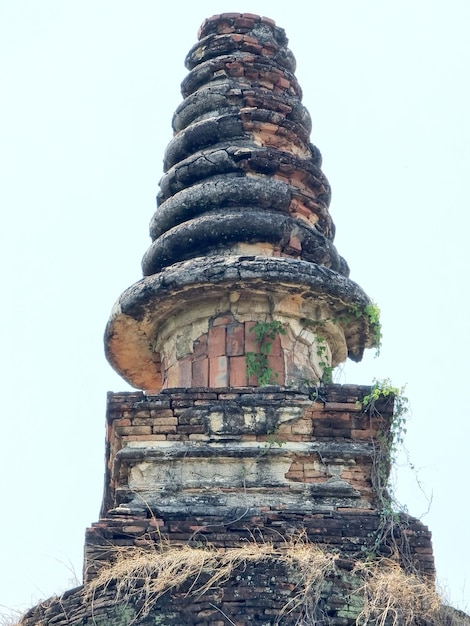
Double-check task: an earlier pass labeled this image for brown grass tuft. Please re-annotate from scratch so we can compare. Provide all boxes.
[353,558,442,625]
[85,535,454,625]
[85,541,281,620]
[85,534,337,621]
[277,531,338,618]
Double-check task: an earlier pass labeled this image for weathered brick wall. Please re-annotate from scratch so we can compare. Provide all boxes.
[83,383,435,586]
[19,382,443,625]
[20,563,310,626]
[101,384,387,515]
[22,556,467,626]
[164,314,286,389]
[85,509,434,582]
[16,560,363,625]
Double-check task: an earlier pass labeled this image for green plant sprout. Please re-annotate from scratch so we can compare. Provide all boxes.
[360,378,408,468]
[245,320,286,386]
[358,378,411,557]
[338,301,382,356]
[315,334,333,383]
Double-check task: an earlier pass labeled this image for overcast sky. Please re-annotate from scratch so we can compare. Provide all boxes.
[1,0,469,618]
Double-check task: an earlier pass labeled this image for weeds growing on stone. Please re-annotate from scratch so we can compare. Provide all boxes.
[85,533,337,622]
[353,558,442,626]
[83,532,457,625]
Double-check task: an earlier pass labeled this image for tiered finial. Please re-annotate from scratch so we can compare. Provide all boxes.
[105,13,379,391]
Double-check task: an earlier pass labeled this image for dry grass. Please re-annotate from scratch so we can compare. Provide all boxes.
[353,558,442,625]
[86,540,280,619]
[276,533,338,619]
[0,608,22,626]
[85,533,336,621]
[85,535,453,625]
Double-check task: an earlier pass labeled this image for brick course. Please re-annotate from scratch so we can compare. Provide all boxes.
[92,383,435,591]
[164,314,303,388]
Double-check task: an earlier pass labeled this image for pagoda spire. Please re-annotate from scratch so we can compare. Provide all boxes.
[105,13,378,392]
[20,14,468,626]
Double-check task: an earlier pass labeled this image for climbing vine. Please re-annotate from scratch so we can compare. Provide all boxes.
[315,334,333,383]
[302,300,382,386]
[358,378,411,558]
[338,301,382,356]
[362,302,382,356]
[360,378,408,469]
[245,320,286,386]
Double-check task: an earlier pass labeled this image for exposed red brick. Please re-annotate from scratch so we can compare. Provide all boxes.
[209,356,228,387]
[265,71,281,84]
[292,204,312,219]
[247,372,258,386]
[114,418,131,427]
[188,433,209,441]
[261,46,281,58]
[221,12,242,19]
[278,77,291,89]
[193,335,208,359]
[267,355,284,385]
[245,66,258,81]
[131,409,151,418]
[240,433,257,441]
[235,17,256,29]
[153,417,178,425]
[153,423,177,433]
[305,476,329,484]
[244,321,258,352]
[325,402,362,412]
[117,425,152,435]
[192,358,209,387]
[177,423,205,434]
[269,332,282,357]
[132,417,155,426]
[150,409,174,418]
[226,324,245,356]
[208,326,226,357]
[229,356,247,386]
[226,62,244,77]
[218,23,233,34]
[178,356,192,387]
[258,80,274,91]
[285,470,304,480]
[261,15,276,26]
[212,313,234,327]
[304,470,327,479]
[244,42,263,54]
[351,429,374,440]
[285,235,302,254]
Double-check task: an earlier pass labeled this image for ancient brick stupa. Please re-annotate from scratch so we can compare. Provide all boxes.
[20,13,468,626]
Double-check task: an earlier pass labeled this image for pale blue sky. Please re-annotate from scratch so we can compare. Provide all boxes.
[1,0,469,617]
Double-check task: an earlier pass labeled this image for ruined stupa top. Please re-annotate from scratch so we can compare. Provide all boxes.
[142,12,346,277]
[105,13,379,391]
